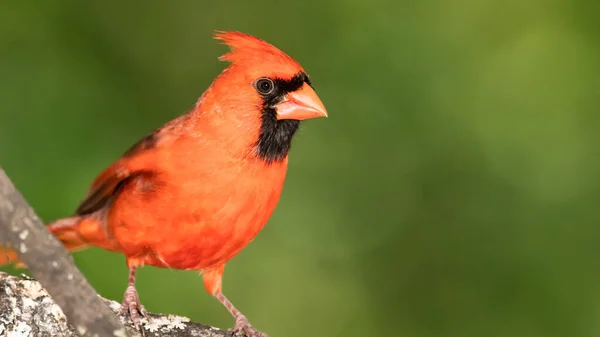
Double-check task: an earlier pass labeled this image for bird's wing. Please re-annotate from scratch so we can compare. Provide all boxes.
[74,125,170,216]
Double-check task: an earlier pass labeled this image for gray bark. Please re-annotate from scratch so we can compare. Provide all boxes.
[0,167,129,337]
[0,272,229,337]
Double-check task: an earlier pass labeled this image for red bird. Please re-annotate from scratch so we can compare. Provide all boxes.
[1,31,327,337]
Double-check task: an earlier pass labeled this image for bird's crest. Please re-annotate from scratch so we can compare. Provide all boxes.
[214,31,303,74]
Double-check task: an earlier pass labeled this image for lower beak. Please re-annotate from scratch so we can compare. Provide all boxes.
[276,83,328,120]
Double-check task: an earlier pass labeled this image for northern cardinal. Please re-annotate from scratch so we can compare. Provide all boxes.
[0,31,327,337]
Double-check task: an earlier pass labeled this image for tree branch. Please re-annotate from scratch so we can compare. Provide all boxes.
[0,272,229,337]
[0,167,131,336]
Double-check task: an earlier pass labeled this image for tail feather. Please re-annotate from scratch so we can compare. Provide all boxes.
[48,217,91,252]
[0,216,93,268]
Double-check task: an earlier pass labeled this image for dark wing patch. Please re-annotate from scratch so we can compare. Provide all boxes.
[122,128,160,158]
[75,175,133,216]
[75,123,170,215]
[75,128,161,215]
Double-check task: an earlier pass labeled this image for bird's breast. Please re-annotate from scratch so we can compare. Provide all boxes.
[111,155,289,271]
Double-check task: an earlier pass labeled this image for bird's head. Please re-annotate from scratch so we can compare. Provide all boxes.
[202,31,327,163]
[214,31,327,122]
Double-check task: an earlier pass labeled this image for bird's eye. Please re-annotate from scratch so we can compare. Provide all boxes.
[255,78,275,95]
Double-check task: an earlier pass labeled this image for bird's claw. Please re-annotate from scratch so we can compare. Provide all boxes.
[119,285,147,332]
[229,315,268,337]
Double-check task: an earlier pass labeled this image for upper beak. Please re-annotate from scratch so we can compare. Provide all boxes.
[276,83,328,120]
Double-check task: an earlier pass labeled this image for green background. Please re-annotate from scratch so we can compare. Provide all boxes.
[1,1,599,336]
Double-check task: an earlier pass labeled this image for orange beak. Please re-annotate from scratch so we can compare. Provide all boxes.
[276,83,328,120]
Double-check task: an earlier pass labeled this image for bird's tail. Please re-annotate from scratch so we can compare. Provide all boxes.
[0,216,94,268]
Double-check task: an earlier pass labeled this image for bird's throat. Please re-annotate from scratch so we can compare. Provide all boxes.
[256,113,299,164]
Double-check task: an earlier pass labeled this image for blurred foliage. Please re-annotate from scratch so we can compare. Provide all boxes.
[1,1,600,336]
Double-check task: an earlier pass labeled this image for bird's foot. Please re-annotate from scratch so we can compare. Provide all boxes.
[119,285,148,331]
[230,315,268,337]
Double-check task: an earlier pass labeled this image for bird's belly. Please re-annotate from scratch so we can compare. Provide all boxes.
[145,205,275,270]
[110,166,286,271]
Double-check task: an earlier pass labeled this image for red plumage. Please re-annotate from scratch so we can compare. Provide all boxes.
[1,31,327,337]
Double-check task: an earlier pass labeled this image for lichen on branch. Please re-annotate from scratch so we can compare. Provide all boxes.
[0,272,229,337]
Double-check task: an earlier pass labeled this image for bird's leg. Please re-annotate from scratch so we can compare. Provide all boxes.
[119,264,148,330]
[203,265,268,337]
[215,292,267,337]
